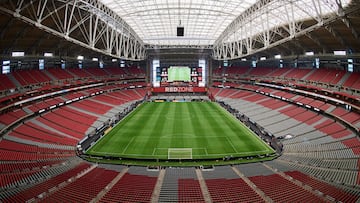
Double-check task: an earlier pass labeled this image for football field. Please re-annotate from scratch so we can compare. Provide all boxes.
[86,102,275,161]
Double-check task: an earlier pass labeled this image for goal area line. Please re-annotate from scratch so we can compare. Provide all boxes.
[168,148,193,160]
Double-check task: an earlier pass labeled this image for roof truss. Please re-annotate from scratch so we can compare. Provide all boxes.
[212,0,354,60]
[0,0,146,60]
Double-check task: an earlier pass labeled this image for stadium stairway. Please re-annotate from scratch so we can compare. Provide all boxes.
[338,72,352,86]
[7,74,21,88]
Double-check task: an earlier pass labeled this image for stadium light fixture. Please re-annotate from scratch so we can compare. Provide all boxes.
[112,58,117,62]
[44,52,53,57]
[12,51,24,57]
[120,60,125,67]
[77,55,84,60]
[92,57,98,62]
[334,50,346,56]
[305,51,314,56]
[260,57,266,61]
[275,54,281,59]
[241,58,247,61]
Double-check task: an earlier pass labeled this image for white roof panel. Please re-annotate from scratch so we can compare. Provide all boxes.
[99,0,257,46]
[99,0,351,46]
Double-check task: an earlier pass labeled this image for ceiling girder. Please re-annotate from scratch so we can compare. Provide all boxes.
[212,0,356,60]
[0,0,146,60]
[276,44,293,56]
[341,15,359,41]
[305,32,328,53]
[0,17,15,39]
[325,25,348,48]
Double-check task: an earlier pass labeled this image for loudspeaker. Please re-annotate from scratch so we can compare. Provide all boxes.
[177,27,184,36]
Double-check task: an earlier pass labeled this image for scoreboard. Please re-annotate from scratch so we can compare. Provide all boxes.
[155,66,203,87]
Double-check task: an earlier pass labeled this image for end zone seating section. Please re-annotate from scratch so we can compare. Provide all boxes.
[178,179,205,203]
[99,173,157,202]
[2,162,358,203]
[39,167,118,203]
[284,170,359,202]
[205,178,263,202]
[1,162,91,203]
[249,174,327,202]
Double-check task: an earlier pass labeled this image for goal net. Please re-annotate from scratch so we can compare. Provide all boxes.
[168,148,192,160]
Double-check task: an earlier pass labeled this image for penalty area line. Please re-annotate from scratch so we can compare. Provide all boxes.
[122,137,135,154]
[226,137,239,154]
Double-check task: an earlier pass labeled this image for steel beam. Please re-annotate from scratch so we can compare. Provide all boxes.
[0,0,146,60]
[325,25,348,48]
[212,0,355,60]
[341,15,359,40]
[305,32,328,53]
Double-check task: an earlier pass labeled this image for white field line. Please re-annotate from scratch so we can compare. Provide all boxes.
[226,137,239,154]
[122,137,135,154]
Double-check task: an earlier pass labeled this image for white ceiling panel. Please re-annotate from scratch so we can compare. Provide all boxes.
[99,0,257,46]
[99,0,351,46]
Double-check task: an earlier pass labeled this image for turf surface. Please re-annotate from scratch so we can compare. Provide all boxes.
[86,102,275,161]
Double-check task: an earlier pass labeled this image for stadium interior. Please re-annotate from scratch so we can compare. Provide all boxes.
[0,0,360,202]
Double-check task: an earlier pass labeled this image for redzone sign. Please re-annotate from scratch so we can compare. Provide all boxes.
[165,87,193,92]
[152,87,206,93]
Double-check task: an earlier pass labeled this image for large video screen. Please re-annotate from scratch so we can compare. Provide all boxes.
[168,66,191,82]
[152,59,206,87]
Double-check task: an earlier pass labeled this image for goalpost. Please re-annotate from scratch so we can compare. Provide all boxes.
[168,148,192,160]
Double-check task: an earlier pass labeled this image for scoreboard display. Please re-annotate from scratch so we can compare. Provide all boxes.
[155,66,203,87]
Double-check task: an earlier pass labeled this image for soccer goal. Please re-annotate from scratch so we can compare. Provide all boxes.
[168,148,192,160]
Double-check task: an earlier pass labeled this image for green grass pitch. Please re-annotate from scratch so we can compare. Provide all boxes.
[86,102,275,161]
